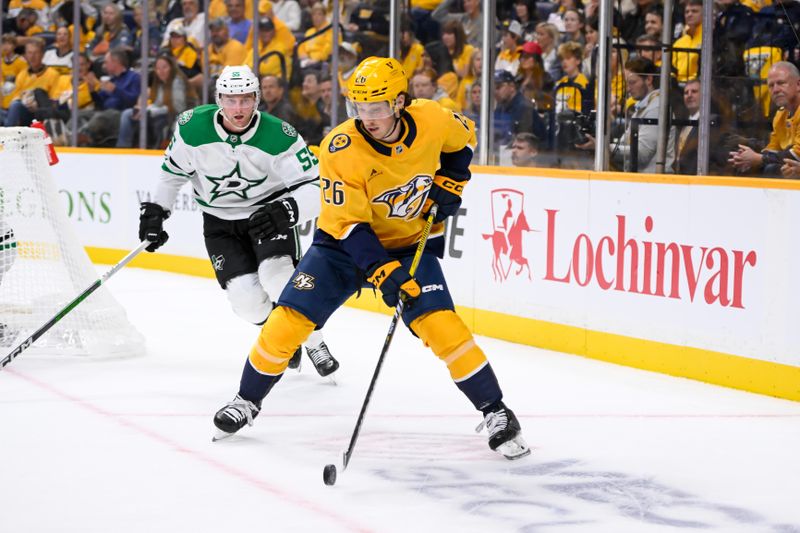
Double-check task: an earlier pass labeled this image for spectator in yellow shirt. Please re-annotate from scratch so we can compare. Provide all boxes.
[298,3,333,68]
[245,17,294,80]
[193,17,247,87]
[1,34,28,110]
[495,20,523,76]
[401,21,425,80]
[3,38,61,126]
[411,67,460,111]
[672,0,702,85]
[441,20,474,79]
[166,26,202,78]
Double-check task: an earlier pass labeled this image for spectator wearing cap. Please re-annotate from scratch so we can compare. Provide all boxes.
[518,41,554,111]
[199,18,247,83]
[258,74,298,124]
[513,0,539,42]
[441,20,475,79]
[495,20,523,76]
[456,48,481,111]
[433,0,494,48]
[535,22,562,82]
[401,20,425,80]
[224,0,253,44]
[166,26,202,79]
[337,42,360,95]
[554,41,589,114]
[245,17,295,80]
[161,0,207,48]
[298,3,335,67]
[560,9,586,46]
[494,69,547,147]
[411,67,459,111]
[511,133,540,167]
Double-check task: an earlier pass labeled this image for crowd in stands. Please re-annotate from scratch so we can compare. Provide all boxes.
[2,0,800,178]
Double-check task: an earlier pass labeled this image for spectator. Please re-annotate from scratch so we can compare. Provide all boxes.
[130,1,163,60]
[554,41,589,114]
[319,75,345,134]
[401,20,425,79]
[513,0,539,42]
[291,69,326,145]
[620,0,659,43]
[410,0,442,44]
[510,132,540,167]
[7,0,52,32]
[88,4,132,59]
[518,41,554,112]
[535,22,562,82]
[336,41,360,95]
[246,17,295,80]
[50,52,97,114]
[2,9,44,48]
[561,9,585,46]
[456,47,481,111]
[258,74,298,124]
[411,67,459,110]
[578,57,676,173]
[422,40,459,101]
[675,79,701,174]
[1,34,28,112]
[432,0,487,48]
[644,6,664,39]
[730,62,800,177]
[298,3,334,67]
[43,26,73,75]
[271,0,302,32]
[224,0,252,44]
[161,0,207,48]
[345,1,390,57]
[166,26,202,79]
[463,78,481,127]
[441,20,475,80]
[117,54,196,148]
[3,38,60,127]
[493,69,547,147]
[199,18,247,84]
[583,16,598,80]
[495,20,523,76]
[672,0,702,85]
[636,34,662,67]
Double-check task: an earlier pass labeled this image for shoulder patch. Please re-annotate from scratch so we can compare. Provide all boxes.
[328,133,351,153]
[282,121,297,137]
[178,109,194,125]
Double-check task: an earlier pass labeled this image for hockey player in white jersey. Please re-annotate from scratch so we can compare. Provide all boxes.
[138,65,338,377]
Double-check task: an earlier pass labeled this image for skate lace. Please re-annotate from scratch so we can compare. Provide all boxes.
[306,343,333,366]
[475,409,508,437]
[225,396,258,427]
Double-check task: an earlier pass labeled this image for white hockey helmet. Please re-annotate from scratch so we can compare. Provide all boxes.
[215,65,260,111]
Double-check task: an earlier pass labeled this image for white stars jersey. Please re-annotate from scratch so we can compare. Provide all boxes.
[156,104,320,222]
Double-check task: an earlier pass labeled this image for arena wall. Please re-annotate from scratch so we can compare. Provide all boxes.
[47,148,800,401]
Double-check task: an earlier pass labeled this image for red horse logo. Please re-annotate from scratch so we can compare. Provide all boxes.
[482,188,534,282]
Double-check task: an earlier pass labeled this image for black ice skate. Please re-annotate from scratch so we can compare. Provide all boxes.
[476,402,531,460]
[287,346,302,371]
[212,394,260,441]
[305,341,339,380]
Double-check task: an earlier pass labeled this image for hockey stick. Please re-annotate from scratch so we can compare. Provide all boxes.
[323,206,438,485]
[1,240,150,369]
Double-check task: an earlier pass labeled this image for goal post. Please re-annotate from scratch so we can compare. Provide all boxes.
[0,126,145,358]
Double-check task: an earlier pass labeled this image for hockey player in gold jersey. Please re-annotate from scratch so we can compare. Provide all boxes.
[213,57,530,460]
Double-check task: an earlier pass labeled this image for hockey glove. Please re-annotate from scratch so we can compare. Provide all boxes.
[138,202,170,252]
[367,259,421,308]
[423,173,465,223]
[248,198,299,242]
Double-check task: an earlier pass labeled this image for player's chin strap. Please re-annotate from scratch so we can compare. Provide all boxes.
[377,114,402,142]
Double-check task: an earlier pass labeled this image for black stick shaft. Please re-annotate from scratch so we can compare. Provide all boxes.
[1,241,150,369]
[342,206,438,469]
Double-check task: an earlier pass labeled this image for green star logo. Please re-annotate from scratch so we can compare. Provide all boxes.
[206,162,266,202]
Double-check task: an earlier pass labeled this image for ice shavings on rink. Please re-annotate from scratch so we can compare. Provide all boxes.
[1,268,799,533]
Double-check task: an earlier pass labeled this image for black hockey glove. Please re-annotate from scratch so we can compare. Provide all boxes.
[423,173,465,223]
[248,198,299,242]
[138,202,170,252]
[366,259,421,308]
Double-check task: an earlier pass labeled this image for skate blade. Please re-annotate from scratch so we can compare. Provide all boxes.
[326,373,337,386]
[496,436,531,460]
[212,430,235,442]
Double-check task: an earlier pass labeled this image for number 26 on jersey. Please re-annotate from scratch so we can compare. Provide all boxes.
[321,178,345,205]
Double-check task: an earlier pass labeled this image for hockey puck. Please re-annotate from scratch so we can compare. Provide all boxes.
[323,464,337,486]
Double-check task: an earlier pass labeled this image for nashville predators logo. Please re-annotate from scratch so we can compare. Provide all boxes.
[292,272,315,290]
[372,174,432,219]
[329,133,351,153]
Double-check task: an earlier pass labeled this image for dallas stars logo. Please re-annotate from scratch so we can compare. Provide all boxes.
[206,162,266,202]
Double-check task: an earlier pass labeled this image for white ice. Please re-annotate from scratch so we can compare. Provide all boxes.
[1,268,799,533]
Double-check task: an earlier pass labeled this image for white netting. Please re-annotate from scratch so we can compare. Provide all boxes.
[0,127,145,358]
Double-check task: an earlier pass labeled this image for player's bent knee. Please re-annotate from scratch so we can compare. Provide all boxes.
[257,255,296,301]
[226,273,271,324]
[249,306,316,374]
[411,310,488,381]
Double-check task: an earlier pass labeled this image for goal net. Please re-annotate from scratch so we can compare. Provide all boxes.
[0,127,145,358]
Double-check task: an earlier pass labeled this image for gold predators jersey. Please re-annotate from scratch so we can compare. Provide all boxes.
[317,98,476,250]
